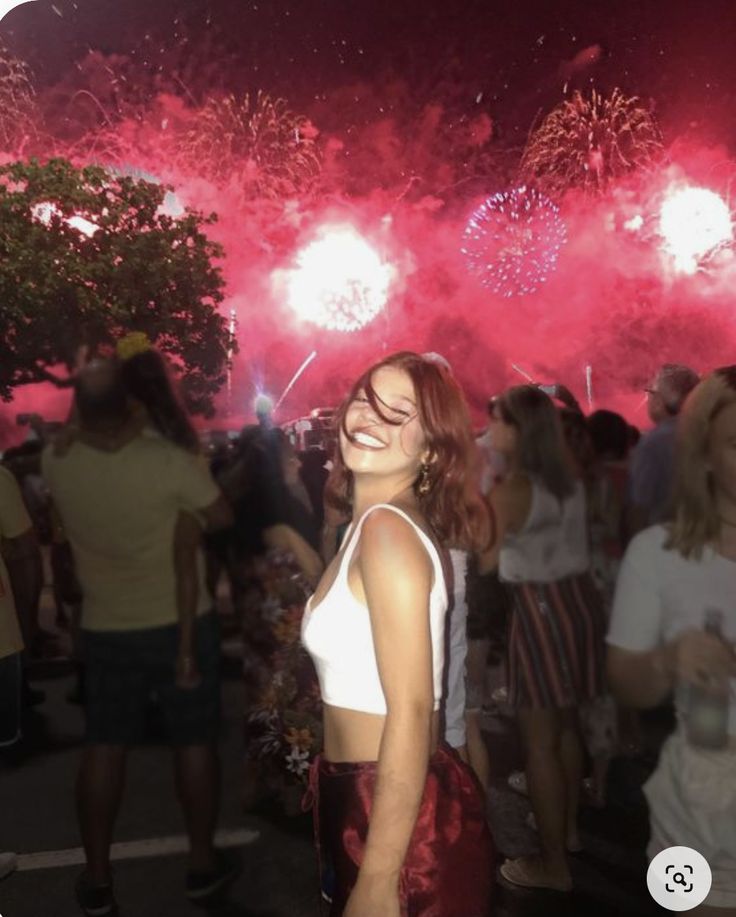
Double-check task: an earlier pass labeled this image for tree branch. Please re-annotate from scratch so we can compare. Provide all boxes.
[34,365,74,388]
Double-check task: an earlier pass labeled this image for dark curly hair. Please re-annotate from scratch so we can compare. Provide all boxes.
[120,349,200,453]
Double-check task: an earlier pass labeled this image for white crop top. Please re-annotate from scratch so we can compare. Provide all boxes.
[301,503,448,715]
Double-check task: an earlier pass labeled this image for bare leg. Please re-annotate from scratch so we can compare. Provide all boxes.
[517,707,570,882]
[465,638,491,708]
[588,754,609,808]
[559,709,584,850]
[464,710,490,792]
[174,744,220,872]
[464,637,491,790]
[76,745,127,885]
[455,743,470,764]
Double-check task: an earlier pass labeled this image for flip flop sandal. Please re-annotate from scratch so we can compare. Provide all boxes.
[500,858,573,893]
[507,771,528,795]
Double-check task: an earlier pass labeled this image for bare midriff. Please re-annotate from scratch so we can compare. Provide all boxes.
[323,704,441,763]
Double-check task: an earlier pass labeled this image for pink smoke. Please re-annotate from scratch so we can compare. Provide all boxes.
[3,80,736,447]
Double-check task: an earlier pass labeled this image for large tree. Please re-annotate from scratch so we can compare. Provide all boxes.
[0,158,230,415]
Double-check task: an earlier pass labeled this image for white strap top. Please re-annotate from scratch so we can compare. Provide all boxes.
[499,480,590,583]
[301,503,448,715]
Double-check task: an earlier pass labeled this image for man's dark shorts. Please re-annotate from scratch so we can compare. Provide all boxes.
[81,612,221,746]
[0,652,22,747]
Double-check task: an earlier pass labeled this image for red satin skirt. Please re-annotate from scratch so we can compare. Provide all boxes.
[305,742,494,916]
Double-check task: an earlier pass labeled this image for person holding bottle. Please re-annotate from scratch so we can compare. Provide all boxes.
[608,366,736,916]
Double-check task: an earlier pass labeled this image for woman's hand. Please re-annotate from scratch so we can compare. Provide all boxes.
[344,876,401,917]
[663,630,736,691]
[553,383,583,413]
[263,524,323,586]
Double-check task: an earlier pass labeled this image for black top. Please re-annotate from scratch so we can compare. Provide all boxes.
[230,431,320,558]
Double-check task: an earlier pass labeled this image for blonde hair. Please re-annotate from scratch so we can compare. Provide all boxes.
[667,366,736,558]
[498,385,575,500]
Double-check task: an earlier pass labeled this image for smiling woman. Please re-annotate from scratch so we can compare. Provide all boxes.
[301,351,493,917]
[325,352,490,553]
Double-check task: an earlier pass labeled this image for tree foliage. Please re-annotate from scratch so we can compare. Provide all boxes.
[0,158,230,416]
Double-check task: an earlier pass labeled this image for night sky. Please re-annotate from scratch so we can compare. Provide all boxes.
[6,0,736,145]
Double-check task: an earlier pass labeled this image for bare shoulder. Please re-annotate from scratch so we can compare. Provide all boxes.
[491,474,532,533]
[359,506,433,571]
[358,507,434,616]
[360,505,428,544]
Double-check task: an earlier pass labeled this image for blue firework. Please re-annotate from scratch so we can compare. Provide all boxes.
[461,186,567,297]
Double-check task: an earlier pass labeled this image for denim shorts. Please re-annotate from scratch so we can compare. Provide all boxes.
[81,612,221,746]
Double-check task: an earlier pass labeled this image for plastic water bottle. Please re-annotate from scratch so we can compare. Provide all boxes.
[686,609,730,750]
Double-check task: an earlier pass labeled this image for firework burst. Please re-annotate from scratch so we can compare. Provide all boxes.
[181,91,322,200]
[659,185,733,274]
[461,186,567,297]
[520,89,663,196]
[0,44,39,154]
[281,225,394,332]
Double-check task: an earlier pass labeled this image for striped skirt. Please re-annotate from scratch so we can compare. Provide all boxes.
[506,572,606,709]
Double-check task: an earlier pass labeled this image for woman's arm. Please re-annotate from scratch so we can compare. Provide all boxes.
[320,503,350,565]
[2,527,43,641]
[608,632,736,709]
[607,645,674,708]
[607,532,736,708]
[263,523,323,586]
[477,475,532,574]
[346,509,434,916]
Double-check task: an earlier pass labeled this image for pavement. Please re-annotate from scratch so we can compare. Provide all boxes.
[0,582,668,917]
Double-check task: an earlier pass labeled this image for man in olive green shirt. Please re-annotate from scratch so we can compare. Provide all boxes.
[43,362,233,916]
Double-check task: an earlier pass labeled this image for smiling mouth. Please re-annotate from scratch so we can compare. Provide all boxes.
[351,430,387,449]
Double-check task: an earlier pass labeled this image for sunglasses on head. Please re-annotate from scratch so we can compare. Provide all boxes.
[489,397,515,425]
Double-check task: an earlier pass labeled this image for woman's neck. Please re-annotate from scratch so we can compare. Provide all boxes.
[504,455,523,478]
[352,477,417,519]
[715,488,736,525]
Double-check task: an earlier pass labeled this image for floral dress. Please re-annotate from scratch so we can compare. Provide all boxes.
[242,548,323,808]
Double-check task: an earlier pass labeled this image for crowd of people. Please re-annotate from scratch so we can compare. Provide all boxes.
[1,338,735,917]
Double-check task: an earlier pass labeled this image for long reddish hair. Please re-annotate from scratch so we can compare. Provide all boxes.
[325,351,490,552]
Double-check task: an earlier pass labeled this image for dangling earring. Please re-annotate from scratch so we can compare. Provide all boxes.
[418,463,431,496]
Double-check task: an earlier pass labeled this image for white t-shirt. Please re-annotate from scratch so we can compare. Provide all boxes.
[608,525,736,735]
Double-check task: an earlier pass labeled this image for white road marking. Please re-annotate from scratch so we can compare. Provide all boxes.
[16,827,259,872]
